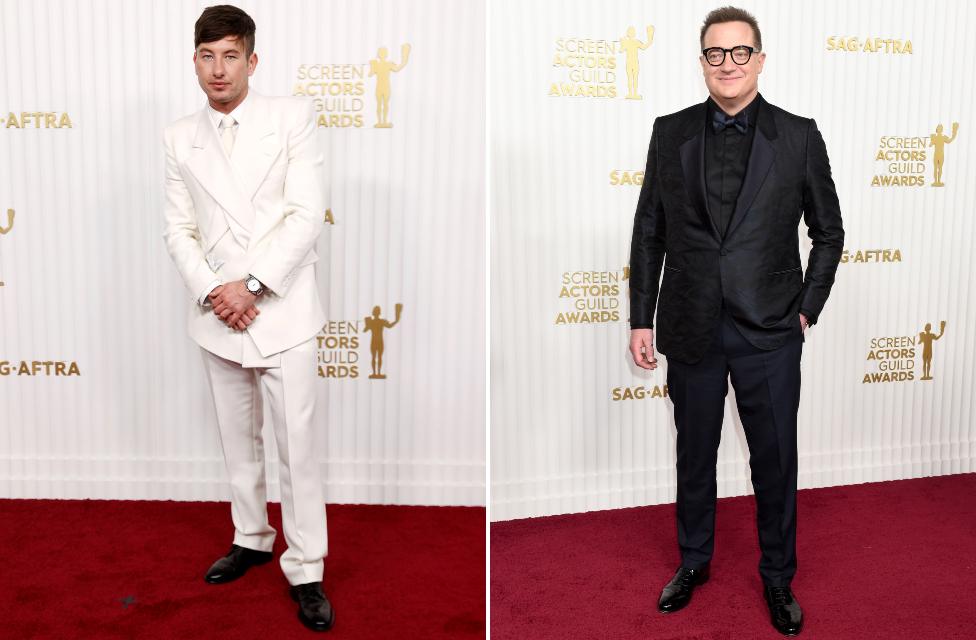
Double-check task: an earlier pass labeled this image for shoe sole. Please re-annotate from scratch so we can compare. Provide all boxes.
[770,620,802,637]
[297,610,336,632]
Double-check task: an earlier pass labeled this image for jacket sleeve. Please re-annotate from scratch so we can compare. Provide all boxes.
[248,101,324,297]
[161,126,221,304]
[628,118,667,329]
[798,119,844,326]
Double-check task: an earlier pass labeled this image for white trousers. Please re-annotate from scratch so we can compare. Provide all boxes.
[200,337,327,586]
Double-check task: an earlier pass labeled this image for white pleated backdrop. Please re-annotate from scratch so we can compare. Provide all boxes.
[0,0,485,506]
[491,0,975,520]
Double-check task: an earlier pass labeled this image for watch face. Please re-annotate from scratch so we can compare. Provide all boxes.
[247,278,260,293]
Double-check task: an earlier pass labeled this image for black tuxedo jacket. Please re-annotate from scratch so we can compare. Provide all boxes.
[629,94,844,364]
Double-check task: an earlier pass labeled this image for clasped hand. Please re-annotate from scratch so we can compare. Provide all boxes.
[209,280,260,331]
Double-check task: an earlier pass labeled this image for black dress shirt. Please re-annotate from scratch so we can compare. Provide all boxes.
[704,95,761,238]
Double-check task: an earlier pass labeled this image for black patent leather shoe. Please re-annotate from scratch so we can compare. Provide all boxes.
[290,582,336,632]
[204,544,274,584]
[764,585,803,636]
[657,565,709,613]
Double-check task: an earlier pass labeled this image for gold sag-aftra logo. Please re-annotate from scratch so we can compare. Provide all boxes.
[863,320,946,384]
[556,267,628,325]
[550,25,654,99]
[0,360,81,376]
[1,112,73,128]
[825,36,912,54]
[871,122,959,187]
[840,247,902,265]
[317,303,403,379]
[294,44,411,129]
[609,169,643,186]
[611,381,669,401]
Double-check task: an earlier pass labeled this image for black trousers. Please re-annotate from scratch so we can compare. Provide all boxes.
[665,307,803,587]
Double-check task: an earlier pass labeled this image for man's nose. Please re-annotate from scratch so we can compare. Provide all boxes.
[213,59,225,76]
[719,55,737,73]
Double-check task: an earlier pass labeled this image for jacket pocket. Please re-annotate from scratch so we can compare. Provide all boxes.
[767,266,802,275]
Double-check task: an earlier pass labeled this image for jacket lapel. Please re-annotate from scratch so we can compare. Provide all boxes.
[184,108,256,246]
[677,100,721,241]
[724,94,777,241]
[233,95,284,251]
[231,93,281,203]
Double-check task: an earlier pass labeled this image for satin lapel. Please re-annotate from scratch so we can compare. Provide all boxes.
[677,101,720,241]
[725,97,778,241]
[183,109,255,245]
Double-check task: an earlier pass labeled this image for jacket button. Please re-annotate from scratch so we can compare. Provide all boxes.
[720,248,728,256]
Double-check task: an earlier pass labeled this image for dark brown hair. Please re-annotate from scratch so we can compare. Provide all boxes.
[194,5,256,56]
[700,6,762,51]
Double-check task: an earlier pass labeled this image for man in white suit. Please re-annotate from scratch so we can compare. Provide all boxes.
[162,6,334,632]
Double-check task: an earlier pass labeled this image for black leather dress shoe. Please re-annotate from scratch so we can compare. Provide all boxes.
[204,544,274,584]
[290,582,336,632]
[657,565,709,613]
[764,585,803,636]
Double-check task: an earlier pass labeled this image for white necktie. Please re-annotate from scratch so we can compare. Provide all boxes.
[219,114,237,156]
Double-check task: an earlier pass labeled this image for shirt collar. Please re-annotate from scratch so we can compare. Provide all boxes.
[706,92,761,128]
[207,89,252,129]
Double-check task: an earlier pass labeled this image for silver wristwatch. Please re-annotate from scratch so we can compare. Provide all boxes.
[245,274,265,296]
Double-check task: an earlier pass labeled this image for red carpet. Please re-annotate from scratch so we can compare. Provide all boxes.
[491,474,976,639]
[0,501,485,639]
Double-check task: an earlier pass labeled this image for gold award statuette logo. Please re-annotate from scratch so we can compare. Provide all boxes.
[863,320,946,384]
[369,44,411,128]
[620,26,654,100]
[363,303,402,379]
[872,122,959,187]
[930,122,959,187]
[0,208,12,287]
[0,208,13,235]
[917,320,946,380]
[317,303,403,380]
[550,25,654,99]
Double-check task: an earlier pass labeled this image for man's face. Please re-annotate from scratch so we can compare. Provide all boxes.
[193,36,257,109]
[700,21,765,102]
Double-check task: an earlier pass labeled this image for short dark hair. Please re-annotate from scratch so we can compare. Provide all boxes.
[194,5,256,56]
[700,6,762,51]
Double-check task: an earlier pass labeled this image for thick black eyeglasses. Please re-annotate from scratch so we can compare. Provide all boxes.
[701,45,757,66]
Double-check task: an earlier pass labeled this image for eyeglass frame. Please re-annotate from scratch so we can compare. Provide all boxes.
[701,45,758,66]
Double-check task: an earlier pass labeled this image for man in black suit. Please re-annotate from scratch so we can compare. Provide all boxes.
[628,7,844,636]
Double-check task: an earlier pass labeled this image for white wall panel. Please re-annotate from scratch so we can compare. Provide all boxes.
[0,0,485,506]
[491,0,975,520]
